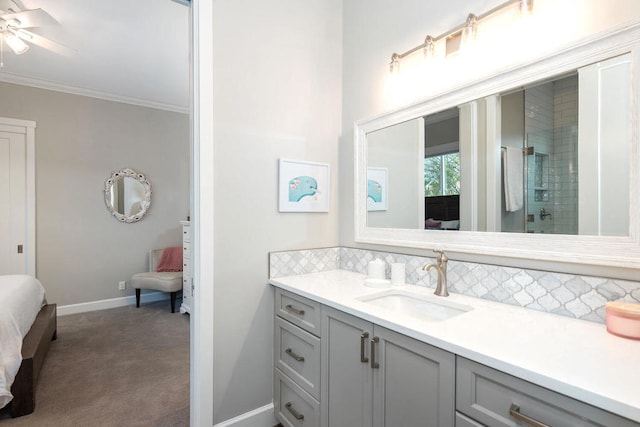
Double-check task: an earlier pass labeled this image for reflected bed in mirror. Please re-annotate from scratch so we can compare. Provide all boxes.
[355,23,640,271]
[104,168,152,223]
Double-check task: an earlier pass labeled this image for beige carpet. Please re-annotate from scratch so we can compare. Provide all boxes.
[0,301,190,426]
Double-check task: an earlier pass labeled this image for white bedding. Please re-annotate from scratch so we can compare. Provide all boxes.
[0,275,46,409]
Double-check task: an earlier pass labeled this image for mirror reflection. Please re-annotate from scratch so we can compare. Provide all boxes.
[366,53,631,236]
[104,168,152,223]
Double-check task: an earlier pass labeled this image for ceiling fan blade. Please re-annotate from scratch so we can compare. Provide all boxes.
[14,29,75,56]
[1,9,57,28]
[0,0,21,14]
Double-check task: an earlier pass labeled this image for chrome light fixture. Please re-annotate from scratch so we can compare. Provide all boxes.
[387,0,533,73]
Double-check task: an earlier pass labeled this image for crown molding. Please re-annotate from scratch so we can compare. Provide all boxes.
[0,72,189,114]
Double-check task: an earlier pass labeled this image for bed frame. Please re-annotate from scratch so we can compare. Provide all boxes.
[425,195,460,222]
[9,303,57,418]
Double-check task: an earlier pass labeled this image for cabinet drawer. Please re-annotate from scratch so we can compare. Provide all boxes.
[456,357,638,427]
[182,243,190,258]
[182,226,190,243]
[182,258,191,274]
[275,317,321,400]
[274,369,320,427]
[456,411,484,427]
[275,289,321,337]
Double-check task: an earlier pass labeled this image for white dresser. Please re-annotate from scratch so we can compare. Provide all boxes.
[180,221,191,314]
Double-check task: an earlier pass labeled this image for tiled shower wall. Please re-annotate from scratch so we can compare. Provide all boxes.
[269,246,640,324]
[525,82,554,234]
[524,75,579,235]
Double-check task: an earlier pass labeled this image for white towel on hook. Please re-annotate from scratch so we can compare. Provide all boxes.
[503,146,523,212]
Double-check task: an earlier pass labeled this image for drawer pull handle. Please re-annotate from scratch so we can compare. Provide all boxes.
[360,332,369,363]
[285,348,305,362]
[285,304,305,316]
[370,336,379,369]
[285,402,304,420]
[509,404,550,427]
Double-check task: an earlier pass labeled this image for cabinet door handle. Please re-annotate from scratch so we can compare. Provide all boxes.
[370,336,379,369]
[285,304,305,316]
[285,402,304,420]
[509,404,550,427]
[360,332,369,363]
[285,348,305,362]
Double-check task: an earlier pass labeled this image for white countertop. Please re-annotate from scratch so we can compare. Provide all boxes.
[269,270,640,423]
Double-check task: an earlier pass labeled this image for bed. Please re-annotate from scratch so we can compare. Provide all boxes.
[0,275,57,418]
[425,195,460,230]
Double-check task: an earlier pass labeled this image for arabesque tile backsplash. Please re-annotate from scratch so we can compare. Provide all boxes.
[269,246,640,324]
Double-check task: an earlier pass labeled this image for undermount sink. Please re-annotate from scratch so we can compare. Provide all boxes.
[357,289,473,321]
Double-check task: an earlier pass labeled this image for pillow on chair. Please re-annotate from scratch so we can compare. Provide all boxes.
[131,248,183,313]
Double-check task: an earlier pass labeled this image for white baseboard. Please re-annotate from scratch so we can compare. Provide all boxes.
[214,403,277,427]
[57,291,170,316]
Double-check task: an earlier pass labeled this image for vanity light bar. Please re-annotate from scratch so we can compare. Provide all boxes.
[388,0,533,72]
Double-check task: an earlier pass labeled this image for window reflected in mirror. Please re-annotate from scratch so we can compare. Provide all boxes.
[424,107,460,230]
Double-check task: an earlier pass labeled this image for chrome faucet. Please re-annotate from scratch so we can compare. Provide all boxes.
[423,250,449,297]
[539,208,552,221]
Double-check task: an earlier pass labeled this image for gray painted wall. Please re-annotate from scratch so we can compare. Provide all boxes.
[0,82,189,305]
[368,119,422,229]
[212,0,342,423]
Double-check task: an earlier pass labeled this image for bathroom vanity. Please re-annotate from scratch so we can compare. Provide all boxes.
[271,270,640,427]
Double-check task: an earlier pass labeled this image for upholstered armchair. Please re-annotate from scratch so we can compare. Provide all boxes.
[130,248,183,313]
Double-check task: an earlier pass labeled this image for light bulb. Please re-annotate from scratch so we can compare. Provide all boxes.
[389,53,400,74]
[519,0,533,17]
[423,36,435,61]
[461,13,478,46]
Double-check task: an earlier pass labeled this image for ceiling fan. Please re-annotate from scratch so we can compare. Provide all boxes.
[0,0,71,67]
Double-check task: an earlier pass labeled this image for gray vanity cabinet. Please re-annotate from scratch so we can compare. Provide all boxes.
[372,325,455,427]
[321,305,455,427]
[456,357,640,427]
[321,305,373,427]
[274,289,322,427]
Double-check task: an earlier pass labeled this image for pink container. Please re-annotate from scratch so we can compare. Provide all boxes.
[605,301,640,340]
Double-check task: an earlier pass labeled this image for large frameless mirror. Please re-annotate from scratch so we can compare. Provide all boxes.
[104,168,151,223]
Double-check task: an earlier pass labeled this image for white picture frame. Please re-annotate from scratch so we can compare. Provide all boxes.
[367,167,388,211]
[279,159,330,212]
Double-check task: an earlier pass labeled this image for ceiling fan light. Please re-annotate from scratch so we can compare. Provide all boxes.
[5,33,29,54]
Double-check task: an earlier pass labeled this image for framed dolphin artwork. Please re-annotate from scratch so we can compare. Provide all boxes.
[279,158,330,212]
[367,167,388,211]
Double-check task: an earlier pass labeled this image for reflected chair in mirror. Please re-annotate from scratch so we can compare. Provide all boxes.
[130,247,183,313]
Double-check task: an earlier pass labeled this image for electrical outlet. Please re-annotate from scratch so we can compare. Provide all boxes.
[118,280,126,291]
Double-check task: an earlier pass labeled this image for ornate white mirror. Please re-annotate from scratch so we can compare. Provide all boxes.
[355,23,640,273]
[104,168,152,223]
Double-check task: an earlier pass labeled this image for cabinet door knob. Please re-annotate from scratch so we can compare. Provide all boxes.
[285,348,305,362]
[285,304,305,316]
[285,402,304,420]
[370,336,379,369]
[360,332,369,363]
[509,404,550,427]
